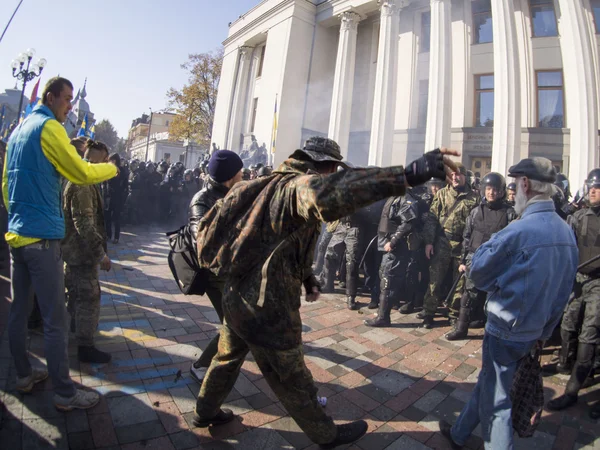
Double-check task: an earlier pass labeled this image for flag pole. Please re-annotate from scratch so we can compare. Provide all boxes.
[0,0,24,45]
[270,94,278,167]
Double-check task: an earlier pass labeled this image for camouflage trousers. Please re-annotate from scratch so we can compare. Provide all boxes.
[422,236,452,316]
[561,275,600,345]
[196,323,337,445]
[65,264,100,347]
[322,224,361,295]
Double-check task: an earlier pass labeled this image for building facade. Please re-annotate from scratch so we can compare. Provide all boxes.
[127,112,205,166]
[212,0,600,190]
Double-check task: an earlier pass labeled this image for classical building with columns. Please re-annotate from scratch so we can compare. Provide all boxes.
[211,0,600,189]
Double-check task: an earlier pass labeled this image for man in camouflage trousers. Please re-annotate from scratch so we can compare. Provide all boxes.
[422,164,479,327]
[63,140,113,364]
[193,137,458,448]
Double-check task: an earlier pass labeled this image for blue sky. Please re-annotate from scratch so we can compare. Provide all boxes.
[0,0,260,137]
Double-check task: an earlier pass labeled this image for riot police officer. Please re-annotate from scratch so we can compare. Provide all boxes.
[506,182,516,206]
[547,169,600,418]
[321,209,368,310]
[365,190,421,327]
[446,173,516,340]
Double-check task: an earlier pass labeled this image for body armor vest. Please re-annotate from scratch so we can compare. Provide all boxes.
[577,210,600,274]
[468,204,509,253]
[378,193,420,234]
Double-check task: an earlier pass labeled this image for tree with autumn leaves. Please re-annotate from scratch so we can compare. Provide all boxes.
[166,49,222,147]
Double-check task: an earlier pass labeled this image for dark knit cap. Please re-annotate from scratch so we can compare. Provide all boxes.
[208,150,244,183]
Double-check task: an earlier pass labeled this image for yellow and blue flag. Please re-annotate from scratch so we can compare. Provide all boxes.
[88,122,96,140]
[77,112,88,137]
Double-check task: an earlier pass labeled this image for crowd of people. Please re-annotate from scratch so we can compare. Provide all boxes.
[2,76,599,450]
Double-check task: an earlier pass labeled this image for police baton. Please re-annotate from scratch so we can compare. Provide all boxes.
[359,235,378,268]
[444,272,465,306]
[578,254,600,271]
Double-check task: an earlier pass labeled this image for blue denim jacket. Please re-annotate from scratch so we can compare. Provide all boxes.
[470,200,578,342]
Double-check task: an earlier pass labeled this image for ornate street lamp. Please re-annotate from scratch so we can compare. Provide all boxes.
[10,48,46,117]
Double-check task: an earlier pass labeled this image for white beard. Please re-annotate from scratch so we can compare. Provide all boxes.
[514,185,529,215]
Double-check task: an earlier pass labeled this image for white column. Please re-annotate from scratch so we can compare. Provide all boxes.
[329,11,361,158]
[424,0,452,151]
[490,0,521,175]
[450,0,470,129]
[557,0,599,190]
[368,0,403,167]
[226,46,253,151]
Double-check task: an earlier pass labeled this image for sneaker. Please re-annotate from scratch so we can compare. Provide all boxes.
[78,346,112,364]
[193,408,234,427]
[54,389,100,411]
[190,365,207,384]
[16,368,48,393]
[320,420,368,449]
[439,420,463,450]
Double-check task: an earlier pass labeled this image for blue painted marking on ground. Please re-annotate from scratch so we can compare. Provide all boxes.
[95,376,194,395]
[97,321,121,331]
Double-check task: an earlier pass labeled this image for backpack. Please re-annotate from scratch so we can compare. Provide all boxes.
[166,225,209,295]
[196,172,309,307]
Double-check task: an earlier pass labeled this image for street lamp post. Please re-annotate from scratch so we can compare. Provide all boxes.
[10,48,46,117]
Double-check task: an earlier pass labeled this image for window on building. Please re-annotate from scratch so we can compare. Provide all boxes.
[164,153,171,162]
[417,80,429,128]
[420,11,431,52]
[537,71,564,128]
[592,0,600,33]
[529,0,558,37]
[165,120,170,126]
[250,98,259,132]
[475,74,494,127]
[256,45,266,78]
[472,0,493,44]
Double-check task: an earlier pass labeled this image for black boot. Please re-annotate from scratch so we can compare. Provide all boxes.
[365,291,391,327]
[422,315,434,329]
[367,290,379,309]
[556,330,578,374]
[399,302,414,314]
[78,346,112,364]
[320,420,368,449]
[347,296,358,311]
[320,258,336,293]
[193,408,234,427]
[446,305,469,341]
[547,343,595,411]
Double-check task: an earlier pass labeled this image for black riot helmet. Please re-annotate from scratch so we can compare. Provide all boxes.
[137,161,146,172]
[554,173,571,199]
[507,182,516,192]
[257,166,272,178]
[586,169,600,189]
[481,172,506,201]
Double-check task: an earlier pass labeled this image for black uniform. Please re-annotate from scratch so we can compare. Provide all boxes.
[185,176,230,370]
[365,191,420,327]
[450,200,516,336]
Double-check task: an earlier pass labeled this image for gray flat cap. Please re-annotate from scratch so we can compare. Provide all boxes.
[508,157,556,183]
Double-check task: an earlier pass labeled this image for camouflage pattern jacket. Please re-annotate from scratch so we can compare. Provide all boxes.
[202,158,408,350]
[429,185,479,256]
[62,183,106,266]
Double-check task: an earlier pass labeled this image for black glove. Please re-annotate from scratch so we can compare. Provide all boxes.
[404,148,446,187]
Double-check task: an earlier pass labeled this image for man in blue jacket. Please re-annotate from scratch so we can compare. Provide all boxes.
[439,157,578,450]
[3,77,117,411]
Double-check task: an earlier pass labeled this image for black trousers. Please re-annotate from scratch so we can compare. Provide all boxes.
[105,204,122,241]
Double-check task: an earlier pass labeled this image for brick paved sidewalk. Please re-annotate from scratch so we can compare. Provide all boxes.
[0,226,598,450]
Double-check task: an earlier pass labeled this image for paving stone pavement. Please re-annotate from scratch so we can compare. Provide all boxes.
[0,226,598,449]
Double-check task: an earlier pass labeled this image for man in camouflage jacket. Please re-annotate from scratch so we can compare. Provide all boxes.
[426,163,479,325]
[193,137,458,448]
[62,141,113,364]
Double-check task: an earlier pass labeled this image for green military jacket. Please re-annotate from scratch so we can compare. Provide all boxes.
[429,185,479,256]
[217,158,409,350]
[62,182,106,266]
